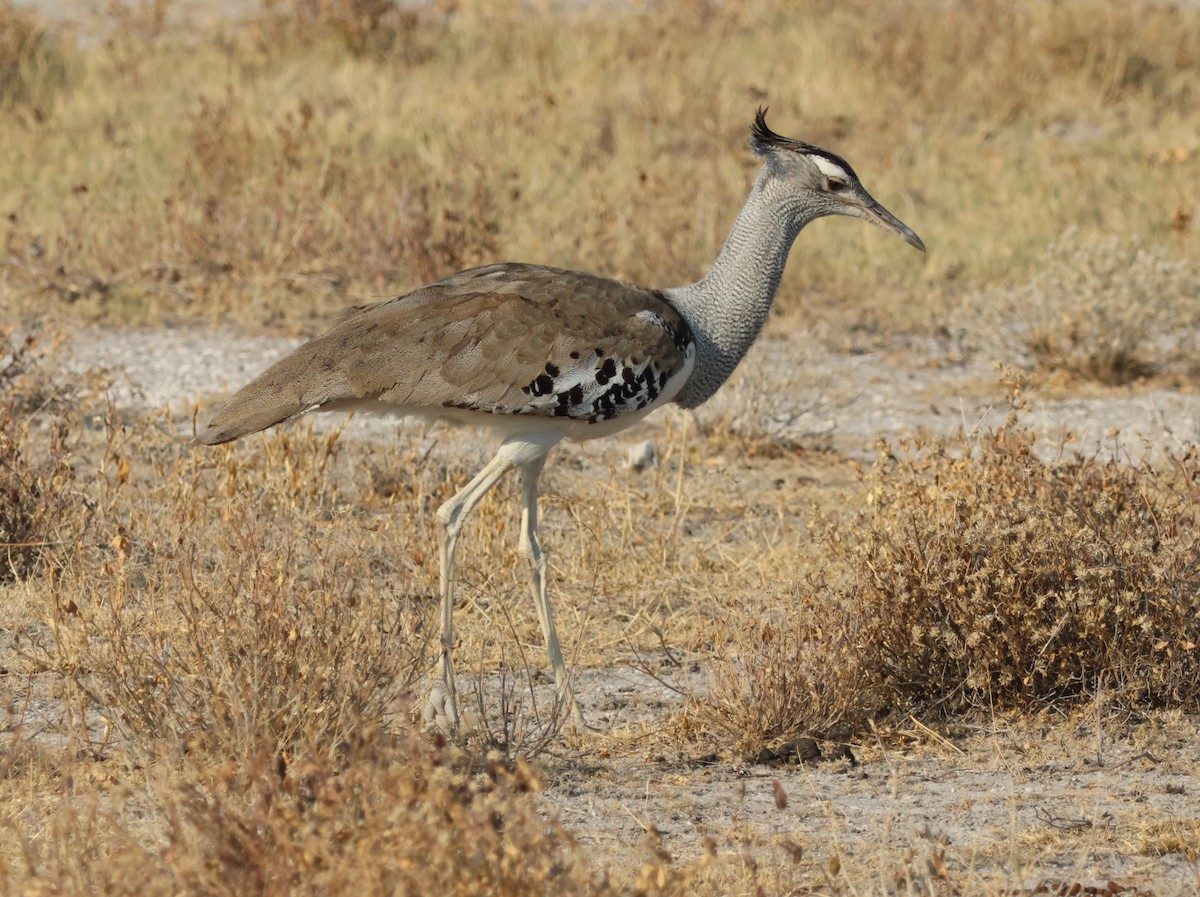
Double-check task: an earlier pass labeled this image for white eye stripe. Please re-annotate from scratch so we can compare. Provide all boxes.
[811,155,850,181]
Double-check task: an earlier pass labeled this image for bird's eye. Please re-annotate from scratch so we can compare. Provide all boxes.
[827,177,847,193]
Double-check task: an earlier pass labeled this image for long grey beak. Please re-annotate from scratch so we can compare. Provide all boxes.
[862,199,926,253]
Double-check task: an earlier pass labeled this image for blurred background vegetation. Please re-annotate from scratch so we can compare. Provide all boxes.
[1,0,1196,337]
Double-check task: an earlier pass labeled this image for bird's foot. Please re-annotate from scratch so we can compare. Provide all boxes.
[563,695,601,736]
[421,679,459,734]
[567,717,602,738]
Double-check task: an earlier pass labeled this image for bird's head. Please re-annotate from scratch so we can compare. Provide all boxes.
[749,108,925,252]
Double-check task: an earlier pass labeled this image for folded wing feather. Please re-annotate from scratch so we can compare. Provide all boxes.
[195,263,691,445]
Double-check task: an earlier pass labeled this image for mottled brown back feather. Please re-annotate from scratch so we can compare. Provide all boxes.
[196,263,691,445]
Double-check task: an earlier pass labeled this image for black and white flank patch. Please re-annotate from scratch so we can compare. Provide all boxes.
[515,309,694,423]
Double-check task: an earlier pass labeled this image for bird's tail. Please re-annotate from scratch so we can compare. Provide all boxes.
[193,340,353,445]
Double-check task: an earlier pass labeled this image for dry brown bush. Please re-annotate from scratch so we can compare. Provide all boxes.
[699,592,879,755]
[700,400,1200,747]
[47,423,429,757]
[4,723,704,897]
[845,415,1200,714]
[0,0,66,114]
[255,0,428,58]
[0,330,83,583]
[957,236,1200,384]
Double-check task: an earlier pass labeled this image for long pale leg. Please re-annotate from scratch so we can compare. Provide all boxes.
[421,450,516,731]
[517,457,587,729]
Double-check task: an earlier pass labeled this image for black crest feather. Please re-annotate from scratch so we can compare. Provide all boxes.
[749,107,858,180]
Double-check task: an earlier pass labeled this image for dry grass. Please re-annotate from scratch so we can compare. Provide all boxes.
[1,0,1198,333]
[4,0,1200,892]
[956,235,1200,385]
[10,338,1192,891]
[699,390,1200,752]
[0,321,768,892]
[6,725,707,897]
[0,339,713,894]
[0,329,85,583]
[0,0,66,114]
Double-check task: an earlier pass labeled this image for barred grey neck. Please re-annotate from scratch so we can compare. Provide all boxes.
[664,167,819,409]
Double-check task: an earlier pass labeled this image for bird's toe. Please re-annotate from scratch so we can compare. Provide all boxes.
[422,681,459,733]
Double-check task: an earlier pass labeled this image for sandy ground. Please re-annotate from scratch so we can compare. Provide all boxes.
[65,324,1200,461]
[18,324,1196,893]
[550,663,1200,893]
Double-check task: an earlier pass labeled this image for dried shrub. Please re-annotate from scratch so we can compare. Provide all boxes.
[160,86,499,317]
[254,0,433,59]
[5,726,700,897]
[701,401,1200,745]
[846,407,1200,715]
[0,0,67,114]
[698,593,879,754]
[0,330,81,583]
[956,236,1200,384]
[184,89,256,200]
[52,424,429,757]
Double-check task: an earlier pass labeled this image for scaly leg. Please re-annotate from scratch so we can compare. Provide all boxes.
[421,449,516,731]
[517,457,587,729]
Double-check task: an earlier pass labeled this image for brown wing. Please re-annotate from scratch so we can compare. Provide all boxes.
[196,263,693,444]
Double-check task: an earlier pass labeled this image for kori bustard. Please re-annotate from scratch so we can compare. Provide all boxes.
[196,109,925,731]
